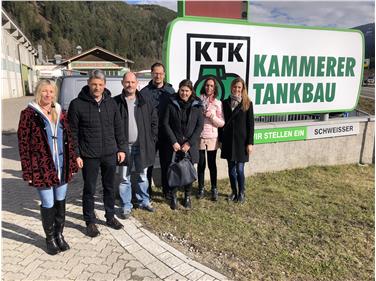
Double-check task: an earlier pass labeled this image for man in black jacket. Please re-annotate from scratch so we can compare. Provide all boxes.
[140,62,175,198]
[68,69,126,237]
[114,72,158,218]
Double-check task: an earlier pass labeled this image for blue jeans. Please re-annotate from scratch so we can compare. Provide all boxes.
[227,161,245,195]
[119,146,150,213]
[37,184,68,208]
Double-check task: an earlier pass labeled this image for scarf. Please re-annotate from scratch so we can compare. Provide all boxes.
[230,94,242,110]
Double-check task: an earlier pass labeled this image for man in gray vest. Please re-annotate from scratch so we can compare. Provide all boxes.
[114,72,158,218]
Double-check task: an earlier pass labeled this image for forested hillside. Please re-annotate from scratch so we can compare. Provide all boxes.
[2,1,176,70]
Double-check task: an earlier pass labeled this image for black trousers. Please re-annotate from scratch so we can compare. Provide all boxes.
[147,140,172,195]
[197,150,218,189]
[82,154,116,224]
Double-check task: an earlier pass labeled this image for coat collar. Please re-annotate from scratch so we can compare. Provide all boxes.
[170,94,202,109]
[120,89,145,106]
[28,101,62,121]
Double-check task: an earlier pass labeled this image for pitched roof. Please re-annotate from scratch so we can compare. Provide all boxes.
[60,46,134,64]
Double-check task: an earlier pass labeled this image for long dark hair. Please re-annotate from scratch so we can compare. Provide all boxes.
[200,77,218,98]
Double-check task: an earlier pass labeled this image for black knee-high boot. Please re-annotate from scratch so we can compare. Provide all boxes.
[170,188,178,210]
[54,200,70,251]
[184,185,192,209]
[40,206,60,255]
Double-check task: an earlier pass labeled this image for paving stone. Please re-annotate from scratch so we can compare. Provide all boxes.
[125,260,144,268]
[26,267,45,280]
[132,267,156,278]
[104,252,121,266]
[81,257,104,265]
[2,133,228,281]
[40,268,70,278]
[129,217,143,227]
[137,235,166,256]
[188,260,228,280]
[132,231,146,239]
[67,263,88,280]
[145,260,175,279]
[86,264,111,273]
[125,243,142,253]
[165,272,188,281]
[164,255,185,269]
[155,239,191,262]
[122,221,142,236]
[186,269,205,280]
[61,249,80,260]
[17,245,37,257]
[174,263,196,276]
[132,248,158,266]
[2,264,24,273]
[2,272,27,281]
[78,249,102,258]
[2,256,23,265]
[94,239,112,252]
[91,272,117,281]
[158,251,174,261]
[98,245,115,258]
[2,242,21,250]
[77,271,94,280]
[196,274,216,281]
[141,228,162,242]
[22,260,44,276]
[143,277,163,281]
[109,260,127,275]
[118,252,136,261]
[18,252,42,267]
[109,228,135,247]
[115,268,132,280]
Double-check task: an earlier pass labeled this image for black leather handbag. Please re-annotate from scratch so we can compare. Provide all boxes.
[167,152,197,187]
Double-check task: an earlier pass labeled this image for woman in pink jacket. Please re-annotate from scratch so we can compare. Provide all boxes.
[197,77,225,201]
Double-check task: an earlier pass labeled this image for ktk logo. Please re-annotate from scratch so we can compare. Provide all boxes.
[187,34,250,100]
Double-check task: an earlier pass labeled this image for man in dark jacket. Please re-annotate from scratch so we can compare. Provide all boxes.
[140,62,175,198]
[114,72,158,218]
[68,69,126,237]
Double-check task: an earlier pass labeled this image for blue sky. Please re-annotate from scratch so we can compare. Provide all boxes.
[127,1,375,28]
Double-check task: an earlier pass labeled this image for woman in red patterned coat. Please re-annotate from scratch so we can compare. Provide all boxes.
[17,79,78,255]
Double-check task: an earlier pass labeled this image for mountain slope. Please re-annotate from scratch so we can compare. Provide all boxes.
[2,1,176,70]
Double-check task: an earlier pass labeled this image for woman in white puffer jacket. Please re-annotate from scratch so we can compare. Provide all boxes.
[197,77,225,201]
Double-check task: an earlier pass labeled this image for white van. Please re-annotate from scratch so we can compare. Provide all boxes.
[57,75,150,110]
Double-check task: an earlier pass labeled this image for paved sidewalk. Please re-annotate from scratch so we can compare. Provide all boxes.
[2,133,229,281]
[2,96,34,133]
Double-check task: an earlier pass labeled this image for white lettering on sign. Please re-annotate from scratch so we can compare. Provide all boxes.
[307,123,359,139]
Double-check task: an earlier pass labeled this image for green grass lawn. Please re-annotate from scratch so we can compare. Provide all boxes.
[132,164,374,281]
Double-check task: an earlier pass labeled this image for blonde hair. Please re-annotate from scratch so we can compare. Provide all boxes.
[35,79,58,123]
[230,77,251,111]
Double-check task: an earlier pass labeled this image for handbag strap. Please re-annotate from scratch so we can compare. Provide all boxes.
[171,151,191,163]
[171,151,177,163]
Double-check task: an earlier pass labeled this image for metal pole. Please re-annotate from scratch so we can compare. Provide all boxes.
[320,113,329,121]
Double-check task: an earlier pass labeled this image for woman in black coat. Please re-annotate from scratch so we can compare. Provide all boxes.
[163,79,204,210]
[219,77,254,204]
